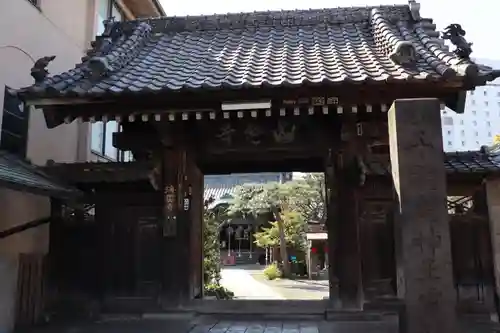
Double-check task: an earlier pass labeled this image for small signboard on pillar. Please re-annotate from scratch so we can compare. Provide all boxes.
[163,184,177,237]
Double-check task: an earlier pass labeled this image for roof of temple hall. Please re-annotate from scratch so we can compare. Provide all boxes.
[17,1,500,99]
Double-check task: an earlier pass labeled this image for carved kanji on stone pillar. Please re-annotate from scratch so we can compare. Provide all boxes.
[388,99,458,333]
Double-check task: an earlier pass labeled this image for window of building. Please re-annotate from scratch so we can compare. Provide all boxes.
[461,141,466,146]
[1,87,30,157]
[485,101,489,106]
[475,131,478,136]
[471,100,476,105]
[447,130,451,135]
[447,141,452,146]
[487,121,491,127]
[461,130,465,136]
[488,132,492,137]
[442,116,453,126]
[483,90,487,96]
[486,111,490,117]
[96,0,124,35]
[91,121,119,159]
[460,120,464,125]
[120,151,134,162]
[497,91,500,97]
[91,122,133,161]
[470,91,475,96]
[473,121,477,126]
[472,110,477,115]
[91,0,125,160]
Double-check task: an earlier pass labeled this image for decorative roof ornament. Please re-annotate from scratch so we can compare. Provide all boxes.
[102,16,118,38]
[408,0,421,21]
[86,57,114,80]
[441,24,473,59]
[390,41,417,66]
[31,56,56,83]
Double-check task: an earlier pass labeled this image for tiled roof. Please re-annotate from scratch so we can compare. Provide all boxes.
[18,2,499,99]
[204,186,235,202]
[365,151,500,176]
[204,173,283,201]
[0,152,80,199]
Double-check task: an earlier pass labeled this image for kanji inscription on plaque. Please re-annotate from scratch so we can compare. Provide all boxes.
[163,184,177,237]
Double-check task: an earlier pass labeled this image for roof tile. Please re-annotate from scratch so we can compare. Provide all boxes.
[18,3,499,98]
[0,152,79,198]
[365,151,500,176]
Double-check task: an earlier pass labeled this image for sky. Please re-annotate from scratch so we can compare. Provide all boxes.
[159,0,498,60]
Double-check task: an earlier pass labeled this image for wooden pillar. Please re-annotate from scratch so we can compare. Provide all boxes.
[389,98,458,333]
[325,140,364,309]
[486,178,500,316]
[161,141,201,303]
[325,148,340,306]
[335,162,363,309]
[48,199,63,291]
[188,158,204,299]
[161,146,190,302]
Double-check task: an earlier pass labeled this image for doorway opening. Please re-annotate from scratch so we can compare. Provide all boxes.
[203,171,330,301]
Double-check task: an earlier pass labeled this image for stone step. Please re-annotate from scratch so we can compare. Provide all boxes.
[325,309,398,322]
[101,297,164,314]
[188,300,329,315]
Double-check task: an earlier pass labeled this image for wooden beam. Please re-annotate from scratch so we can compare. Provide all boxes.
[118,0,161,17]
[112,131,161,151]
[25,98,110,107]
[37,82,461,115]
[0,216,52,239]
[42,161,154,184]
[85,192,162,206]
[115,0,135,20]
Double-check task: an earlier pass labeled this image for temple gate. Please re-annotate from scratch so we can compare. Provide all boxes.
[17,1,500,332]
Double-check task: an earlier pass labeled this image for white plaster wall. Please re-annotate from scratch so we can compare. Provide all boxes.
[0,1,94,330]
[0,0,94,165]
[0,188,50,332]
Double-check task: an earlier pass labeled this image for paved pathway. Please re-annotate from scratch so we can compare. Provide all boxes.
[264,279,329,300]
[220,267,285,300]
[188,318,398,333]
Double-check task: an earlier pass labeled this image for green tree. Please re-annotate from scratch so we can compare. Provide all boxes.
[203,199,222,284]
[289,173,326,224]
[253,210,306,251]
[228,178,325,277]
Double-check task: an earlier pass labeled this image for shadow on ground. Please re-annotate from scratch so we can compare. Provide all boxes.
[19,317,196,333]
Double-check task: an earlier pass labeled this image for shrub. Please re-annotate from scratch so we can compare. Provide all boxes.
[263,263,281,280]
[204,283,234,299]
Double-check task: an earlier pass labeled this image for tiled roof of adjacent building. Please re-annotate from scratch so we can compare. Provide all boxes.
[0,152,80,199]
[18,1,500,99]
[365,151,500,176]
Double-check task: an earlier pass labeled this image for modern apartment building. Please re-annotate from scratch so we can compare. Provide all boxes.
[441,58,500,152]
[0,0,163,330]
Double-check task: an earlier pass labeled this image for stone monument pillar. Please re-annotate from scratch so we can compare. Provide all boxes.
[388,98,458,333]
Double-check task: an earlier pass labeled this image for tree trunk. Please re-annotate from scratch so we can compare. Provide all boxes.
[273,208,291,278]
